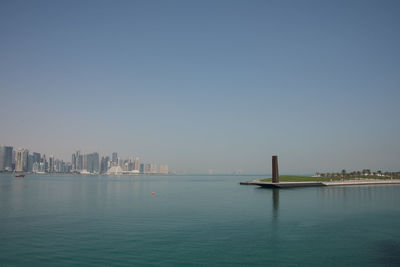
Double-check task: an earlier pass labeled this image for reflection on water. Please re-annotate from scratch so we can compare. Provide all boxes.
[272,189,279,218]
[316,185,400,211]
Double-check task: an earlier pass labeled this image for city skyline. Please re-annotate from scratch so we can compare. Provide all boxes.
[1,1,399,174]
[0,144,169,175]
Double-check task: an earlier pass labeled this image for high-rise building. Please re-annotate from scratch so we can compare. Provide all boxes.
[82,154,88,171]
[0,146,6,170]
[78,154,83,171]
[27,154,33,172]
[134,157,140,171]
[112,152,118,165]
[22,150,29,172]
[74,150,81,171]
[0,146,13,171]
[32,152,41,164]
[83,153,99,173]
[100,156,110,174]
[140,163,144,174]
[92,152,99,173]
[118,157,124,168]
[15,148,28,172]
[145,163,151,173]
[71,153,76,171]
[12,150,16,165]
[32,162,40,172]
[48,155,54,172]
[15,149,23,172]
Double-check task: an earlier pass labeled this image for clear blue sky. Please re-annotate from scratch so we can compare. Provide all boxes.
[1,0,399,174]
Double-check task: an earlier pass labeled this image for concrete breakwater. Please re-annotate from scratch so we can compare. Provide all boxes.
[240,179,400,188]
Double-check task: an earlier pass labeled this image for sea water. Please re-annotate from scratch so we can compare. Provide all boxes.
[0,174,399,266]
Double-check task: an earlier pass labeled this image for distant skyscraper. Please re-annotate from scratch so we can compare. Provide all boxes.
[83,154,88,171]
[134,157,140,171]
[0,146,5,170]
[22,150,29,172]
[105,156,110,171]
[145,163,151,173]
[83,153,99,173]
[42,154,48,172]
[0,146,13,171]
[12,150,16,165]
[32,152,41,164]
[72,153,76,171]
[48,155,54,172]
[32,162,40,172]
[118,157,124,168]
[112,152,118,164]
[15,148,28,172]
[78,154,83,171]
[74,150,81,171]
[100,157,106,173]
[27,154,33,172]
[140,163,144,174]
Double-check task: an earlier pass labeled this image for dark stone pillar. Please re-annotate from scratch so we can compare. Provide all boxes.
[272,155,279,183]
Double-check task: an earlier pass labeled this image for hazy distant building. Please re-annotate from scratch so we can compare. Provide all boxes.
[159,165,168,174]
[118,157,124,168]
[112,152,118,164]
[100,156,110,174]
[78,154,83,171]
[93,153,99,173]
[83,152,99,173]
[140,163,144,174]
[12,150,16,165]
[0,145,13,171]
[15,149,23,172]
[100,156,104,172]
[73,150,81,171]
[32,162,40,173]
[27,154,33,172]
[42,154,48,172]
[15,148,29,172]
[48,155,55,172]
[150,164,157,174]
[32,152,41,165]
[145,163,151,173]
[134,157,140,171]
[72,153,76,171]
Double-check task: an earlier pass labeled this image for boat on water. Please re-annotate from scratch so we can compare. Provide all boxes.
[14,173,25,178]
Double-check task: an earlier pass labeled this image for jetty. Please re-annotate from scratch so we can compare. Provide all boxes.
[240,179,400,188]
[240,156,400,188]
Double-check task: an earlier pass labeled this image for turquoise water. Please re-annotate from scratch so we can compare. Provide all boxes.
[1,174,400,266]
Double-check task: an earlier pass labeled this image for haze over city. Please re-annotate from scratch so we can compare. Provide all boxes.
[1,0,399,174]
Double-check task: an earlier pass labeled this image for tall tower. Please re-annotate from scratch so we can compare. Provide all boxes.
[0,146,12,171]
[71,153,76,171]
[112,152,118,165]
[15,148,25,172]
[4,146,13,171]
[272,155,279,183]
